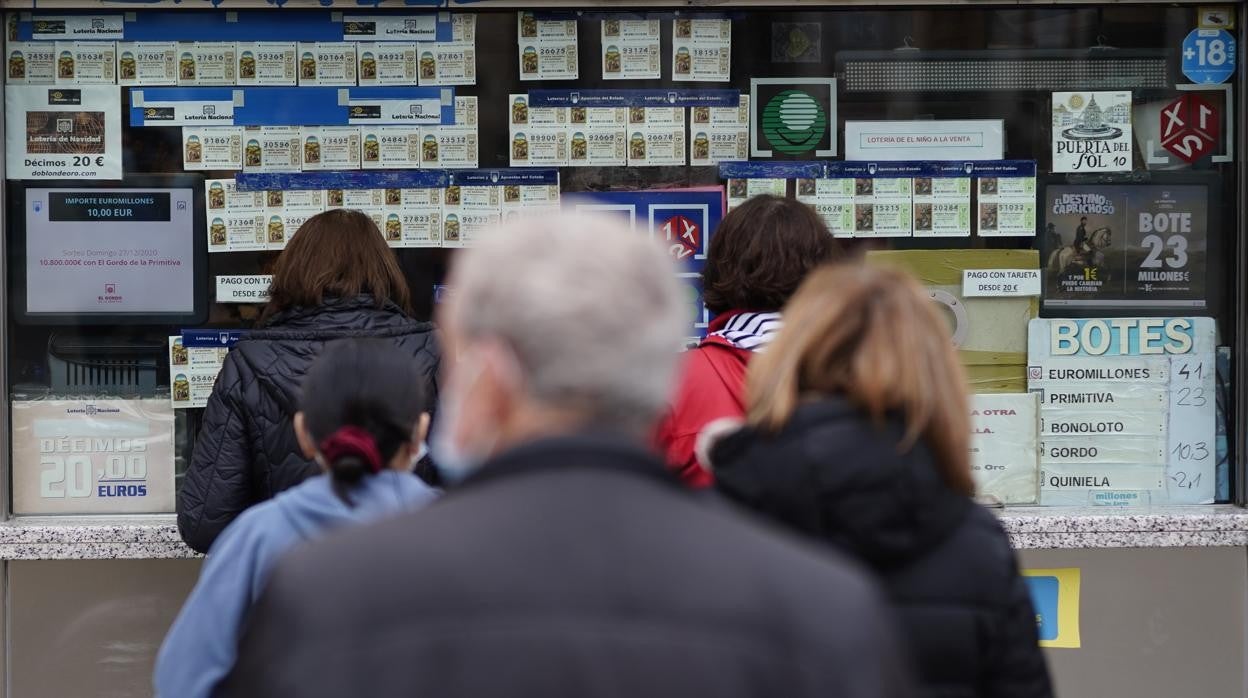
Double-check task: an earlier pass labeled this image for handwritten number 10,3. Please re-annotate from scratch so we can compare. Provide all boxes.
[1171,442,1210,462]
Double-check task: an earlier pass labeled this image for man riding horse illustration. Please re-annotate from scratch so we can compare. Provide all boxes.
[1048,220,1112,277]
[1072,217,1088,251]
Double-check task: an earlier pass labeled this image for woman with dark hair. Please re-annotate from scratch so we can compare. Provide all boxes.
[707,265,1052,698]
[157,339,437,698]
[177,209,440,554]
[654,194,842,486]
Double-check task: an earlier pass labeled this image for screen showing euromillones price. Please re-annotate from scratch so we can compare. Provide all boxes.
[50,191,173,222]
[25,188,195,315]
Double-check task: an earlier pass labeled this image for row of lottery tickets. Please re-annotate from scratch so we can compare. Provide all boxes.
[508,93,749,167]
[728,175,1037,238]
[205,178,561,251]
[184,96,478,172]
[518,13,731,82]
[8,20,476,87]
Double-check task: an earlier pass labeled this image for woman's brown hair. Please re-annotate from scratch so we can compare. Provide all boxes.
[702,195,842,314]
[746,264,976,497]
[260,209,413,324]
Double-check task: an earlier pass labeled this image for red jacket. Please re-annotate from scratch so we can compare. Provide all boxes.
[654,315,755,488]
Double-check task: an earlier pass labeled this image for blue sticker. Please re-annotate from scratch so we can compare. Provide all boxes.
[529,88,739,109]
[1182,28,1236,85]
[236,170,450,192]
[718,161,824,180]
[1024,575,1061,642]
[450,168,560,187]
[17,10,451,42]
[131,86,454,127]
[965,160,1037,178]
[182,329,245,348]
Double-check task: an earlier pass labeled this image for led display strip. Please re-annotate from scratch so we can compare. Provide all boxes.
[839,50,1169,92]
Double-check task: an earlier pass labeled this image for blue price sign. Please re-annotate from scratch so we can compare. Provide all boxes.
[1182,28,1236,84]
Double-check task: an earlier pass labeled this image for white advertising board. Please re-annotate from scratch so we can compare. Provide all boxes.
[1028,317,1216,505]
[216,275,272,303]
[845,120,1004,161]
[11,398,175,514]
[970,393,1040,504]
[5,85,121,179]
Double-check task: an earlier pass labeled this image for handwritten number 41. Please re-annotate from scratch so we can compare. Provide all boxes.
[1177,362,1204,380]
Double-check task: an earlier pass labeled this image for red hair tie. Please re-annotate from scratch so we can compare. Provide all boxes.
[318,426,384,474]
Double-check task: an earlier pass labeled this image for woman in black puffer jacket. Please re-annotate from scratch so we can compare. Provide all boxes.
[707,264,1052,698]
[177,209,440,554]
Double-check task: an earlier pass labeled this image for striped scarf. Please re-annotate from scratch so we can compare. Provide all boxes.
[708,312,783,352]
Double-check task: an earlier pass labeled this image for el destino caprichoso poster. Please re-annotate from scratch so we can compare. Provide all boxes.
[1041,184,1207,308]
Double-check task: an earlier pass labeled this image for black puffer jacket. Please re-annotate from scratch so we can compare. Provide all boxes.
[223,434,915,698]
[712,398,1052,698]
[177,296,439,554]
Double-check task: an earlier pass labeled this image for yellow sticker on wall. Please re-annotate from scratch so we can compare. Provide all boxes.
[1022,567,1081,648]
[1198,6,1235,29]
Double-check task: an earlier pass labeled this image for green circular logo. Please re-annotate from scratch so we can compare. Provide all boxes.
[762,90,827,155]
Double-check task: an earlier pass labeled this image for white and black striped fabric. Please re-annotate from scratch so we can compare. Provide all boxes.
[708,312,783,352]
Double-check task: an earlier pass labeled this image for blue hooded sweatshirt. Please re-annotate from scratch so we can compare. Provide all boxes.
[154,470,437,698]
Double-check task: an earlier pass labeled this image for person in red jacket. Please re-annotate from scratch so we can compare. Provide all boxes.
[655,195,844,487]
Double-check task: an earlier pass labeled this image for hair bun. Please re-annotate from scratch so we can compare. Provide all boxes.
[318,426,384,474]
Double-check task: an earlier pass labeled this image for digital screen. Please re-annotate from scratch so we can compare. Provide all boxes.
[24,188,196,316]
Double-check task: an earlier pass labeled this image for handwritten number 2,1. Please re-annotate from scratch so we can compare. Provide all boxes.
[1170,472,1203,490]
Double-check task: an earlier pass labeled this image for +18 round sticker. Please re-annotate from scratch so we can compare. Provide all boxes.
[1182,29,1236,84]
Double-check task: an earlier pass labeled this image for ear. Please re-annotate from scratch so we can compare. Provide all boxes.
[415,412,431,443]
[481,341,523,421]
[294,412,318,460]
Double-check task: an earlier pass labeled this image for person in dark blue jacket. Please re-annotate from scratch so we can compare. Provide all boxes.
[156,338,438,698]
[708,264,1053,698]
[177,209,440,554]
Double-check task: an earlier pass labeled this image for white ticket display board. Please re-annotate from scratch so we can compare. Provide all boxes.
[727,177,785,209]
[969,393,1040,504]
[601,18,660,80]
[517,12,579,81]
[690,95,748,166]
[6,42,56,84]
[11,398,175,514]
[671,17,731,82]
[170,335,228,409]
[117,42,178,86]
[1028,317,1216,505]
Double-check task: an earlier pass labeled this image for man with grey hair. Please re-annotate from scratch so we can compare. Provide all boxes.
[222,215,913,698]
